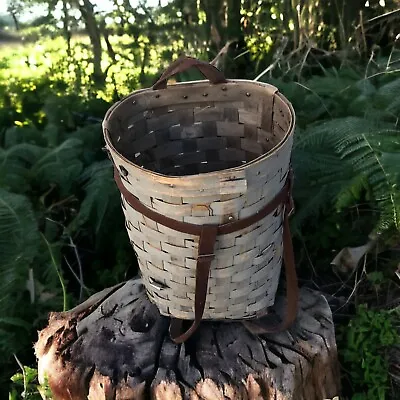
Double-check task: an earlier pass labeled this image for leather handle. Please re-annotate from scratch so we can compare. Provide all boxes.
[152,55,227,90]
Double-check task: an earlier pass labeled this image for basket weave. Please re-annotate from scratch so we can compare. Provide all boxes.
[103,56,296,327]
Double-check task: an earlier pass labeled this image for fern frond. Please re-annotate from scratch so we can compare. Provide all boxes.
[0,144,47,193]
[31,138,84,195]
[3,126,47,148]
[68,160,120,235]
[295,117,374,150]
[306,75,354,96]
[336,174,368,210]
[292,184,339,231]
[293,116,400,233]
[0,150,30,193]
[5,143,47,163]
[386,97,400,115]
[293,148,348,184]
[377,78,400,99]
[0,190,40,315]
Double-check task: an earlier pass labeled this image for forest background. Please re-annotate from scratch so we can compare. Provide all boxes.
[0,1,400,399]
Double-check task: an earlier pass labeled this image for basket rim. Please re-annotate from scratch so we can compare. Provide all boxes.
[103,79,296,180]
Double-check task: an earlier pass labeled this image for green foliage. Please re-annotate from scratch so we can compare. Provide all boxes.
[339,305,399,400]
[294,116,400,235]
[0,84,133,391]
[69,159,119,235]
[260,66,400,261]
[0,189,40,315]
[9,364,51,400]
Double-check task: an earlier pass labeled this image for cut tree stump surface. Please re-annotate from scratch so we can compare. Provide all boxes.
[35,279,340,400]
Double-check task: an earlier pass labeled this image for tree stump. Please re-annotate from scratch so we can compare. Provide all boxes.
[35,279,341,400]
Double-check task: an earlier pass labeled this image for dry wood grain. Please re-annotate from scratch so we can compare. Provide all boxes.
[35,280,340,400]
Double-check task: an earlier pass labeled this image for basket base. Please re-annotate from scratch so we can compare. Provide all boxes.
[152,295,271,322]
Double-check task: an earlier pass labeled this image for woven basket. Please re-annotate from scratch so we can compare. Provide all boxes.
[103,56,297,342]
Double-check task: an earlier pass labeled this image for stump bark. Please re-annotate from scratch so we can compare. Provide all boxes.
[35,279,341,400]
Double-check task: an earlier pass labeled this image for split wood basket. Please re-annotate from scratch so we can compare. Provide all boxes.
[102,56,297,342]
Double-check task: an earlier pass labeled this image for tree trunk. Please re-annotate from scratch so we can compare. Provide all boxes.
[100,19,116,63]
[139,46,150,85]
[62,0,72,58]
[227,0,241,41]
[10,12,20,31]
[76,0,103,83]
[200,0,224,56]
[35,279,341,399]
[292,0,301,49]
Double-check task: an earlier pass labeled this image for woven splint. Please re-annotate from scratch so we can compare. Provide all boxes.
[103,56,297,342]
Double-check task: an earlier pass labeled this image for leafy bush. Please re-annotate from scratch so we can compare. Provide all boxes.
[339,305,399,400]
[0,89,135,390]
[9,363,50,400]
[261,64,400,267]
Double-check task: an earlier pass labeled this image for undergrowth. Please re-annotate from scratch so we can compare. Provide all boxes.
[338,305,399,400]
[9,363,50,400]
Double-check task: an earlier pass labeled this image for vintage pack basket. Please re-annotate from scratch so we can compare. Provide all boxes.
[103,56,298,343]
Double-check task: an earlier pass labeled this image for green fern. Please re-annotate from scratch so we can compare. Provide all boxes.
[0,190,40,315]
[293,116,400,234]
[2,126,48,149]
[335,174,369,210]
[0,192,65,365]
[31,138,83,195]
[0,143,46,193]
[68,159,120,235]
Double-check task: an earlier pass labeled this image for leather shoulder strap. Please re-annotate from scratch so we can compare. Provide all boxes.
[169,224,218,343]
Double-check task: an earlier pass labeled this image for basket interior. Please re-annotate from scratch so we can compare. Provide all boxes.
[106,81,293,176]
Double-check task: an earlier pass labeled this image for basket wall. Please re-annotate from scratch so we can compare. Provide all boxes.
[103,80,295,320]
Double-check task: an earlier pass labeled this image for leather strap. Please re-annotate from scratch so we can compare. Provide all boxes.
[169,224,218,343]
[114,169,291,237]
[113,168,297,343]
[152,55,227,90]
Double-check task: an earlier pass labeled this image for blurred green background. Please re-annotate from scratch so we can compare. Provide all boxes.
[1,1,399,399]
